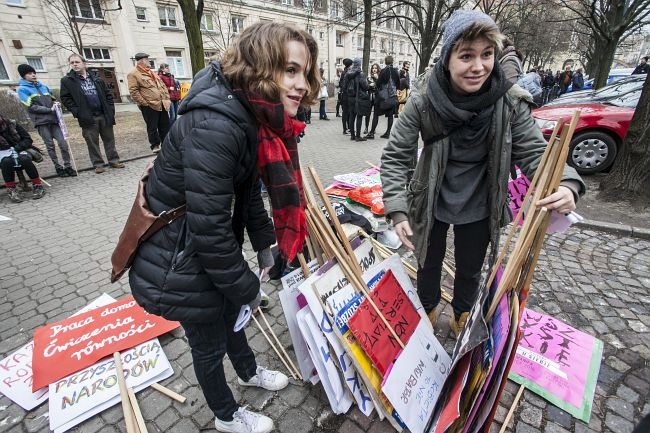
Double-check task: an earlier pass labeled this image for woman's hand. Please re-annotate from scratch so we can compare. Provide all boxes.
[394,220,415,251]
[536,185,576,214]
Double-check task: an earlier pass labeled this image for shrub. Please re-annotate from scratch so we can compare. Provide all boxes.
[0,90,32,130]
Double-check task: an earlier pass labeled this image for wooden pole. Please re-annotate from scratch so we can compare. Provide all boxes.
[297,253,311,277]
[150,383,187,403]
[127,387,148,433]
[251,314,297,379]
[499,384,525,433]
[113,352,138,433]
[257,308,303,380]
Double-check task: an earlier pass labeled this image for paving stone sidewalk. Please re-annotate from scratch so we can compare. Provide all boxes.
[0,114,648,433]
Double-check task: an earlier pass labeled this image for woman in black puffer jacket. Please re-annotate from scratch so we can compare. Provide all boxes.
[128,22,320,433]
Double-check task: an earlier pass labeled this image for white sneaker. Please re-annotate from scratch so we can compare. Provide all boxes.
[214,407,273,433]
[237,366,289,391]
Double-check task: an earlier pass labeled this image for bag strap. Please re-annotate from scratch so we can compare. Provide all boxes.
[157,205,186,224]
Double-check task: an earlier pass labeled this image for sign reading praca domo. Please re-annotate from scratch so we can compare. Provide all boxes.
[31,296,179,391]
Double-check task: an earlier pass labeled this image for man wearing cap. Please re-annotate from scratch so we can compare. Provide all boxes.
[127,53,171,153]
[16,64,75,177]
[60,53,125,174]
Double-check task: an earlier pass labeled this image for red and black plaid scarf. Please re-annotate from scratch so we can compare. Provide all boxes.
[236,90,307,262]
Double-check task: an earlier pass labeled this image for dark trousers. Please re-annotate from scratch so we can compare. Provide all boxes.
[341,101,349,132]
[369,106,394,135]
[82,116,120,168]
[348,104,363,138]
[1,155,39,183]
[319,99,327,119]
[139,105,170,148]
[36,124,71,169]
[180,300,257,421]
[169,100,180,125]
[336,99,341,116]
[417,218,490,318]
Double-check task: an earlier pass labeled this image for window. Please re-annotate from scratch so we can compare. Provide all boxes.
[26,57,46,71]
[68,0,103,19]
[303,0,312,10]
[5,0,24,6]
[281,0,292,5]
[83,48,112,61]
[231,15,245,34]
[135,6,146,20]
[330,1,340,18]
[370,38,375,50]
[201,13,214,31]
[390,40,394,53]
[336,32,343,47]
[357,35,362,49]
[380,39,386,52]
[166,50,186,77]
[319,31,324,40]
[386,18,392,30]
[0,56,9,80]
[158,6,177,27]
[399,41,404,54]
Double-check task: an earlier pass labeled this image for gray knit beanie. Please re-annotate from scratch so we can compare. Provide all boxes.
[439,10,498,68]
[353,57,362,68]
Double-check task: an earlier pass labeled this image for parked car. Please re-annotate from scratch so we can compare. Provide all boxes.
[565,68,635,93]
[546,74,645,106]
[533,85,641,174]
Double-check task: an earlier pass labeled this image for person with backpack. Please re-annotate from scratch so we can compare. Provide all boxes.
[542,69,555,104]
[365,56,400,139]
[341,58,370,141]
[380,10,584,338]
[338,58,353,134]
[518,68,543,105]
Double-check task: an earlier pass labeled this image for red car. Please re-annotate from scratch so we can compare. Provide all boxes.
[532,85,640,174]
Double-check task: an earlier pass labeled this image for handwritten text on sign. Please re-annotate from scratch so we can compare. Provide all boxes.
[32,296,179,391]
[348,270,419,375]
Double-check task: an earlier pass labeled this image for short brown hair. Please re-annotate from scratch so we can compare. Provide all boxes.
[221,22,320,105]
[68,53,86,63]
[452,22,505,55]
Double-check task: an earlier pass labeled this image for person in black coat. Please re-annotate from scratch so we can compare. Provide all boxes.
[341,57,370,141]
[127,22,320,433]
[60,54,124,174]
[338,58,353,134]
[0,115,45,202]
[632,56,649,75]
[366,55,401,139]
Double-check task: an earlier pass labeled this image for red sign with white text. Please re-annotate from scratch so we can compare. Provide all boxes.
[31,296,179,391]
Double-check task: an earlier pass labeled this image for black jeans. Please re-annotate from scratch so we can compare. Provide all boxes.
[417,218,490,318]
[139,105,170,148]
[369,105,394,135]
[319,99,327,118]
[1,154,39,183]
[180,300,257,421]
[341,101,349,132]
[348,104,363,138]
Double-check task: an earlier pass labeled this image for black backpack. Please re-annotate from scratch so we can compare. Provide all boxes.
[346,75,357,98]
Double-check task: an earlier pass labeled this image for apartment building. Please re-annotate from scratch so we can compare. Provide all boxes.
[0,0,420,102]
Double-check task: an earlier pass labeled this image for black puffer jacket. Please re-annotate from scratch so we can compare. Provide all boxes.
[128,62,275,323]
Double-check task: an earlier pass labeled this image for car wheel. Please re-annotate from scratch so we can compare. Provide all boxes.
[568,131,618,175]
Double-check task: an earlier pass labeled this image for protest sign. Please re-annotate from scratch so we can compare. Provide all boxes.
[0,293,115,410]
[509,309,603,422]
[381,320,451,433]
[32,296,179,391]
[49,339,173,432]
[348,270,420,375]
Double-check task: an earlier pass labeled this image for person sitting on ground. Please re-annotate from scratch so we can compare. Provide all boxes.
[0,115,45,202]
[127,22,320,433]
[380,10,584,338]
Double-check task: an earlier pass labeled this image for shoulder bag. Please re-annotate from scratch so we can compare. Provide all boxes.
[110,161,185,283]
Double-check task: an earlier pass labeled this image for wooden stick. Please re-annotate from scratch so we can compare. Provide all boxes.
[499,384,525,433]
[41,179,52,187]
[297,253,311,277]
[365,160,380,169]
[251,314,297,379]
[257,308,303,380]
[304,236,316,266]
[127,387,148,433]
[113,352,138,433]
[150,383,187,403]
[306,208,334,260]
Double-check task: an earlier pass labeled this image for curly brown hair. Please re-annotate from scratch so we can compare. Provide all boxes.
[221,22,321,105]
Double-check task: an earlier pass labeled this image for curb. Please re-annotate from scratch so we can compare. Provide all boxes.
[577,220,650,240]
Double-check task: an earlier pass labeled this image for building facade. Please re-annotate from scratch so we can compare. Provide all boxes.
[0,0,420,101]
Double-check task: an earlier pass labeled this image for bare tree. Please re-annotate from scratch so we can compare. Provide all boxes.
[176,0,205,76]
[36,0,122,56]
[599,72,650,205]
[558,0,650,89]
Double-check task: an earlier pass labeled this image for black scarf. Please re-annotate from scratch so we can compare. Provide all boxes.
[427,61,512,147]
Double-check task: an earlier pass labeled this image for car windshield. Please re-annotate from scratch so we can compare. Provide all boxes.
[602,88,641,108]
[593,77,644,99]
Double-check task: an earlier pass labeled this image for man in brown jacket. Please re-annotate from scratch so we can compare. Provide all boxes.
[127,53,171,153]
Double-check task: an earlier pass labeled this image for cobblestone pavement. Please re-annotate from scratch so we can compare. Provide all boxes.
[1,113,648,433]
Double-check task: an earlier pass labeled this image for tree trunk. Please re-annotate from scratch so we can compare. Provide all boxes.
[362,0,372,73]
[592,36,618,89]
[599,72,650,206]
[177,0,205,77]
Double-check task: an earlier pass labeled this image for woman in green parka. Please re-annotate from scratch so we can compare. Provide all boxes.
[380,10,585,337]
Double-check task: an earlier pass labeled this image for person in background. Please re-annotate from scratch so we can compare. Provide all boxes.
[381,10,584,338]
[498,38,523,84]
[558,65,573,95]
[632,56,649,75]
[127,22,320,433]
[16,64,74,178]
[0,114,45,202]
[401,61,411,89]
[365,55,400,139]
[127,53,170,154]
[158,63,181,124]
[318,68,330,120]
[339,58,353,134]
[341,57,369,141]
[335,67,343,117]
[365,63,380,135]
[572,68,585,91]
[60,54,125,174]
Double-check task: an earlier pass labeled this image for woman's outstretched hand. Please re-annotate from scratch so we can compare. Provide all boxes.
[536,185,576,214]
[394,220,415,251]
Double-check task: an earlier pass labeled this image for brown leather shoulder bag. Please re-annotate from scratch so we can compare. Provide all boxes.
[110,162,185,283]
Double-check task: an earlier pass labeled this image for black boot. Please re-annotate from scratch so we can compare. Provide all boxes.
[56,167,69,177]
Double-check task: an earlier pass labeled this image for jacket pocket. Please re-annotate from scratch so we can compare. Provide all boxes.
[407,179,428,230]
